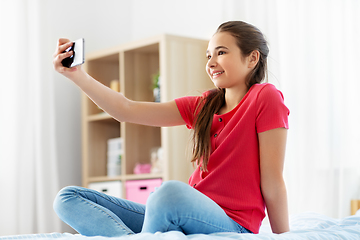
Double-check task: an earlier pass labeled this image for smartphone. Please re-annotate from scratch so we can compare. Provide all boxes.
[61,38,85,68]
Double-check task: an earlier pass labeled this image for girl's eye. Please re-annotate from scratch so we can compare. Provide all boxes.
[206,55,211,60]
[218,51,226,55]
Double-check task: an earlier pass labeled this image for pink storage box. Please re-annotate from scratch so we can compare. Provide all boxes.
[126,178,162,204]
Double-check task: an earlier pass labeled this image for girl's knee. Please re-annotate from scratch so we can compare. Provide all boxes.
[158,180,187,193]
[53,186,82,215]
[146,181,187,210]
[152,181,185,197]
[144,181,193,228]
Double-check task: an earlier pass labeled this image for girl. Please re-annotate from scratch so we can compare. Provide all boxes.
[53,21,290,236]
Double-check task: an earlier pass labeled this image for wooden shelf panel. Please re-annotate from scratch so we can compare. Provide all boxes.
[125,173,163,181]
[87,113,118,123]
[351,199,360,215]
[88,176,123,183]
[87,173,163,184]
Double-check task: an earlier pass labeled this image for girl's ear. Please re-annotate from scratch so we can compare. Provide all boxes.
[248,50,260,69]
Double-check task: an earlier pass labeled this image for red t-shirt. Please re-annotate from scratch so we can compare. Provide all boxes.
[174,83,289,234]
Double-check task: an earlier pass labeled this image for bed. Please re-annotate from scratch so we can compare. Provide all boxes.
[1,211,359,240]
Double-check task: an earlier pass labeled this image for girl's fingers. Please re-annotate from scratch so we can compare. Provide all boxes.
[53,38,72,57]
[55,41,73,56]
[58,38,70,45]
[53,50,73,71]
[60,50,73,60]
[54,50,73,64]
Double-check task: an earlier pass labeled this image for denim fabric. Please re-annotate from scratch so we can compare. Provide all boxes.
[53,180,251,237]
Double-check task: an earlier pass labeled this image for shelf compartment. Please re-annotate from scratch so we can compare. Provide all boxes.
[123,44,159,102]
[87,53,120,85]
[87,120,121,178]
[85,53,121,115]
[124,123,161,175]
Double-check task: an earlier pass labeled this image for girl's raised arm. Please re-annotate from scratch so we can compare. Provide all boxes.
[53,38,185,127]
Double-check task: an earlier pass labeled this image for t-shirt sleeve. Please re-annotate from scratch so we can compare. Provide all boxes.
[255,84,290,133]
[175,95,202,129]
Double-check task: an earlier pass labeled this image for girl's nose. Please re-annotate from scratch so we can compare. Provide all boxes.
[207,57,217,68]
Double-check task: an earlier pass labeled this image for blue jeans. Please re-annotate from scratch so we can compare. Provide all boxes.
[53,180,251,236]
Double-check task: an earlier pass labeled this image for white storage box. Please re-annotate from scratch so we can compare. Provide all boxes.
[107,137,123,151]
[107,150,122,176]
[107,137,123,177]
[88,181,122,198]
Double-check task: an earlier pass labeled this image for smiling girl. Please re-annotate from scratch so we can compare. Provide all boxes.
[53,21,290,236]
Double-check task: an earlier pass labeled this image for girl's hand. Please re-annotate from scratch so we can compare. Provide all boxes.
[53,38,83,79]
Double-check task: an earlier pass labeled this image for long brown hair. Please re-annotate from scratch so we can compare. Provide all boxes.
[191,21,269,171]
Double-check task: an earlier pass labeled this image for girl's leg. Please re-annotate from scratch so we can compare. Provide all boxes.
[141,180,251,235]
[53,186,145,237]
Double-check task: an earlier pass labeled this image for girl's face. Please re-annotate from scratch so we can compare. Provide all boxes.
[206,32,252,90]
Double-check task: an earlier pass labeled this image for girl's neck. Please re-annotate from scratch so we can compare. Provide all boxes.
[219,86,248,115]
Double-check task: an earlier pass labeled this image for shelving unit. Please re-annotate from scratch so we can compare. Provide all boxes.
[82,34,213,198]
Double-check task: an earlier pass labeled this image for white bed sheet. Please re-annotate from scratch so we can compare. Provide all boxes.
[1,211,360,240]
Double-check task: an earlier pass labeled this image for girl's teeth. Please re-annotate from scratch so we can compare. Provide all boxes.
[213,71,224,76]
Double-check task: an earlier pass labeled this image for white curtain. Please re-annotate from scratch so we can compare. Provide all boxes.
[0,0,61,235]
[227,0,360,218]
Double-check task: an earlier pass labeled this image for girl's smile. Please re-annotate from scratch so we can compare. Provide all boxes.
[211,71,225,78]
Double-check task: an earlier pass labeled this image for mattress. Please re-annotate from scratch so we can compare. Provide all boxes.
[1,211,359,240]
